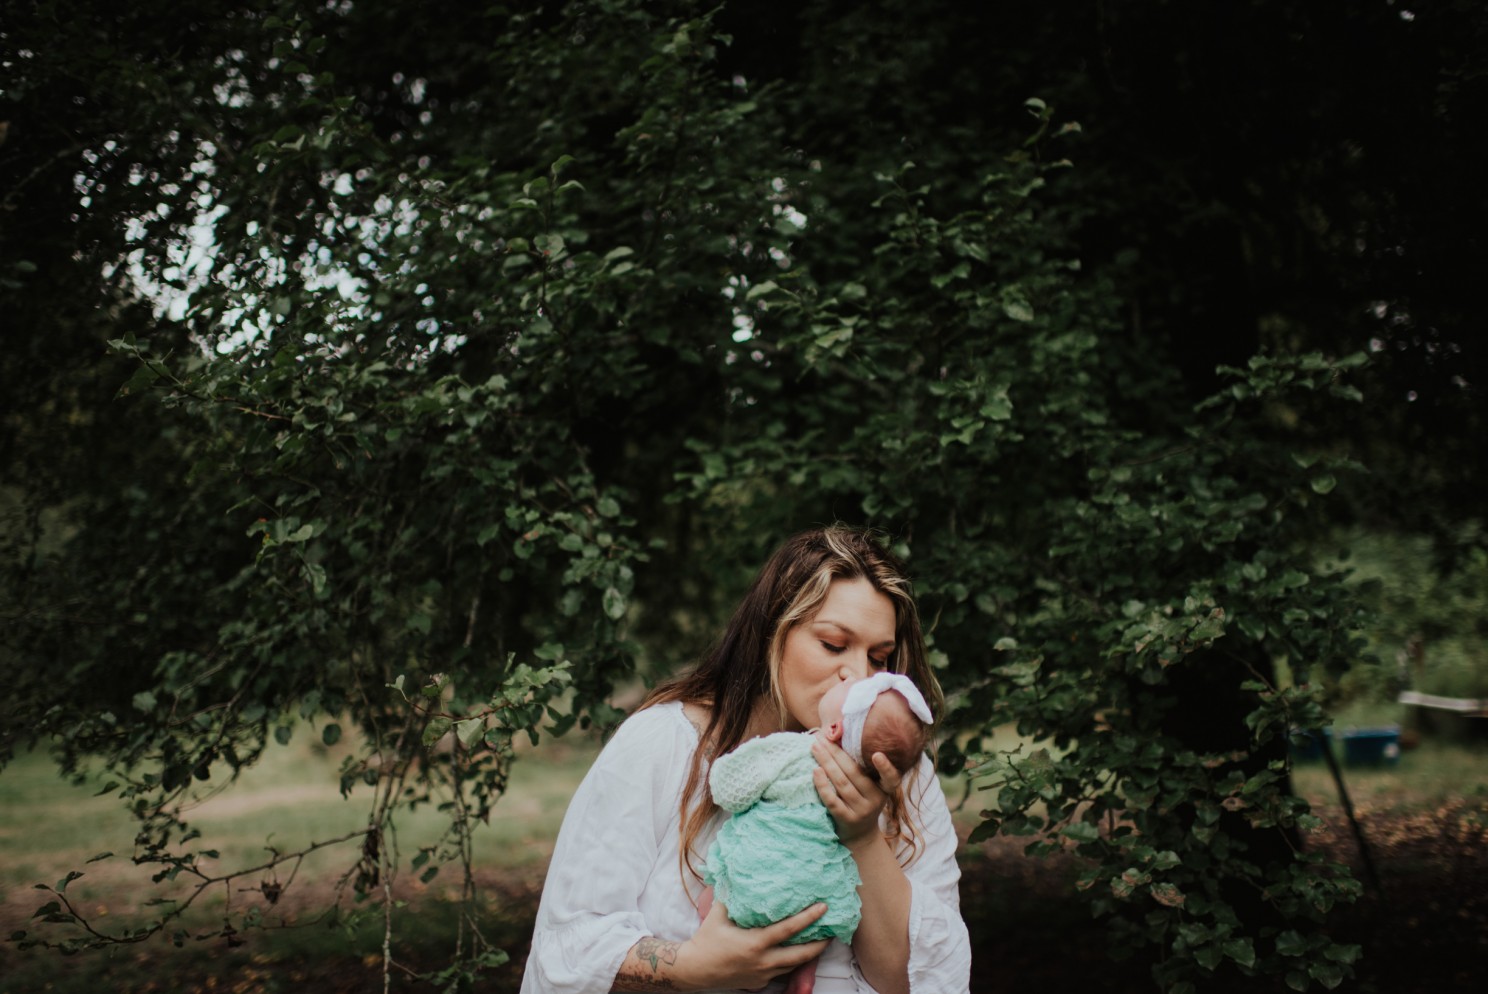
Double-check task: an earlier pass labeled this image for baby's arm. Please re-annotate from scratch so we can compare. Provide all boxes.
[709,733,808,812]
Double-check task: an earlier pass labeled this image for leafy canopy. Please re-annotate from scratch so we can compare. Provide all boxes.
[0,1,1401,989]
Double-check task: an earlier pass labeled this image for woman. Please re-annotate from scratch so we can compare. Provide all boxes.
[520,527,972,994]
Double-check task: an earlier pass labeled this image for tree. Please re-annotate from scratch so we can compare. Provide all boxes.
[8,0,1480,989]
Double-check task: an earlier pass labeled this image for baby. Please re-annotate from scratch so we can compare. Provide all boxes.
[702,672,933,994]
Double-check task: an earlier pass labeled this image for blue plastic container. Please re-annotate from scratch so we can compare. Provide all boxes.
[1341,726,1401,767]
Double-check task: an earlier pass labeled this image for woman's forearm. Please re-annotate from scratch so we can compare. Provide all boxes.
[848,835,912,994]
[613,936,687,991]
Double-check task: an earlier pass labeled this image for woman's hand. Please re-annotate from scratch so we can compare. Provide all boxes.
[811,737,898,848]
[661,900,828,992]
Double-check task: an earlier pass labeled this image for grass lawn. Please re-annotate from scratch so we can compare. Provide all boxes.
[2,715,1484,994]
[0,728,599,994]
[0,729,597,892]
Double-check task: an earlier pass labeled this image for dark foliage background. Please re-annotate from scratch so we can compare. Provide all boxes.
[3,1,1483,990]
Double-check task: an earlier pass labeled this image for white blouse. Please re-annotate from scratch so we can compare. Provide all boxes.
[519,701,972,994]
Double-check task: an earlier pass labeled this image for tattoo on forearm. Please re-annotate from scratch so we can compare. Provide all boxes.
[613,937,681,991]
[636,937,679,971]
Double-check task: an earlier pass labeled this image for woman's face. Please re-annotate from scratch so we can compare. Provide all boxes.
[777,576,897,732]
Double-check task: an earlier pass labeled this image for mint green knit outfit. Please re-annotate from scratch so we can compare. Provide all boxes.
[702,732,861,944]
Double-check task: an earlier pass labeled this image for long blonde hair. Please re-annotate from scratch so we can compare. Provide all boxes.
[642,526,944,885]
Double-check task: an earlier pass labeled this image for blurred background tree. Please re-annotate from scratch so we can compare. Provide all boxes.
[2,0,1483,990]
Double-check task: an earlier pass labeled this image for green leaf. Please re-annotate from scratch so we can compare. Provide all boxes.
[1001,288,1035,322]
[304,562,327,595]
[1223,938,1256,969]
[981,390,1013,421]
[117,362,162,397]
[1276,930,1308,957]
[1310,475,1337,495]
[1150,882,1186,908]
[1237,615,1267,640]
[455,717,485,749]
[1309,961,1344,990]
[1061,821,1100,844]
[603,586,626,620]
[422,717,452,747]
[322,723,342,746]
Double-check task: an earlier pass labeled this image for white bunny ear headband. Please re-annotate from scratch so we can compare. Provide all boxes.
[840,672,933,765]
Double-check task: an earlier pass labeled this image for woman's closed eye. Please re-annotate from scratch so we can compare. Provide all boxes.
[822,640,891,669]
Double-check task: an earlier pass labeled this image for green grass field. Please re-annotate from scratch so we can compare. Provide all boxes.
[0,729,597,895]
[0,729,600,994]
[2,717,1484,994]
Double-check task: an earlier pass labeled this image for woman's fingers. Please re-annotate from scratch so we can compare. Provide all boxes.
[812,737,891,846]
[771,936,830,970]
[813,739,882,806]
[812,738,863,794]
[762,901,827,944]
[814,767,854,813]
[871,751,901,791]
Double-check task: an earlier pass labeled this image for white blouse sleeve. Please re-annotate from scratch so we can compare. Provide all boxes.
[871,755,972,994]
[519,707,691,994]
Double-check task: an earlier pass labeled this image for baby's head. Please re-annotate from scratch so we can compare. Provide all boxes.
[858,689,927,777]
[818,672,932,778]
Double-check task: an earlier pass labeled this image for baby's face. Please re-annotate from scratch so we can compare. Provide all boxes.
[817,677,857,730]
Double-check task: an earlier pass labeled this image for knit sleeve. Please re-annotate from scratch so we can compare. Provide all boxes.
[708,732,814,813]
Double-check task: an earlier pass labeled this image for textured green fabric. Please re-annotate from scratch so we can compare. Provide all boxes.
[703,732,861,944]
